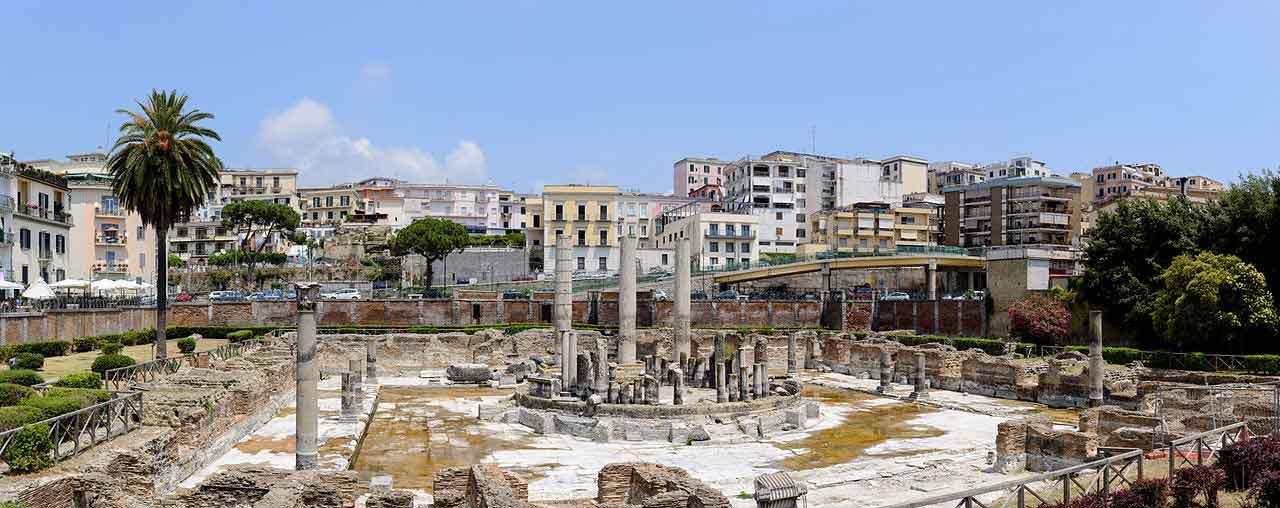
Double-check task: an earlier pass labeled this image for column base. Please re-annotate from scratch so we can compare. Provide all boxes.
[296,452,319,470]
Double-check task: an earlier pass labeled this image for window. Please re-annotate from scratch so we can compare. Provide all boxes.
[326,196,334,207]
[796,214,806,223]
[741,225,751,236]
[599,257,607,271]
[533,215,541,228]
[775,228,784,236]
[312,197,321,208]
[327,211,334,220]
[577,229,586,245]
[710,257,718,265]
[741,242,750,253]
[340,196,350,206]
[640,225,648,236]
[554,204,564,220]
[19,228,30,249]
[775,212,783,220]
[797,198,806,208]
[709,241,718,252]
[725,225,735,236]
[661,253,669,264]
[796,229,806,238]
[577,203,586,219]
[21,265,28,285]
[272,176,280,188]
[577,257,586,270]
[137,226,145,240]
[725,242,735,253]
[598,230,608,246]
[708,224,719,236]
[55,235,65,254]
[879,239,889,248]
[703,165,710,173]
[140,253,146,269]
[599,204,608,219]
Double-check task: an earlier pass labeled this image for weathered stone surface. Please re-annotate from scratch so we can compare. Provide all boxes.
[447,363,493,383]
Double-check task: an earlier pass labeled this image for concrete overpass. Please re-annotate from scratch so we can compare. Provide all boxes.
[711,253,987,297]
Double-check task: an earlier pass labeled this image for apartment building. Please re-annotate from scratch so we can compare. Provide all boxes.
[832,156,927,208]
[169,168,301,263]
[673,157,729,197]
[654,212,758,270]
[539,185,620,274]
[497,191,534,234]
[979,157,1052,180]
[398,183,502,234]
[942,176,1083,250]
[66,172,157,282]
[8,164,73,284]
[300,185,358,226]
[903,192,946,246]
[800,203,933,256]
[1091,163,1224,210]
[928,161,985,194]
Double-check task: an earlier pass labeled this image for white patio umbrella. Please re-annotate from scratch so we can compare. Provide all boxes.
[22,278,56,300]
[0,280,23,290]
[49,279,91,290]
[91,278,123,294]
[113,280,144,291]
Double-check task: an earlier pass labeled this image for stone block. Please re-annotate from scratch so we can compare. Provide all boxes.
[446,363,493,383]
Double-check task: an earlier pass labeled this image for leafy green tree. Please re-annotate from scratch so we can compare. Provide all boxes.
[1151,252,1279,352]
[106,90,222,359]
[1202,172,1280,299]
[391,218,469,288]
[167,254,185,268]
[1080,197,1207,340]
[221,200,300,288]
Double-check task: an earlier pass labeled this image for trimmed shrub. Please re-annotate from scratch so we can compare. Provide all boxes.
[41,387,110,405]
[0,502,30,508]
[19,395,86,419]
[72,336,99,353]
[0,406,45,432]
[100,342,123,355]
[0,344,13,361]
[53,372,103,390]
[0,383,37,406]
[13,353,44,371]
[1,423,54,472]
[1250,469,1280,508]
[1112,479,1169,508]
[1101,347,1144,365]
[0,370,44,387]
[177,337,197,354]
[1171,465,1225,508]
[10,340,71,358]
[226,330,254,343]
[91,354,136,375]
[1218,436,1280,490]
[1246,355,1280,375]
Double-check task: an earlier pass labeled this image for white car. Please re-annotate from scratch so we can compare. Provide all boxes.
[652,289,668,301]
[322,288,362,300]
[880,291,911,301]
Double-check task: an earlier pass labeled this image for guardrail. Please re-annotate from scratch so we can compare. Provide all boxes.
[103,338,267,390]
[1030,345,1261,373]
[0,391,143,465]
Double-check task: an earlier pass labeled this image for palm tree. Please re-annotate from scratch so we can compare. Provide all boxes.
[106,90,222,359]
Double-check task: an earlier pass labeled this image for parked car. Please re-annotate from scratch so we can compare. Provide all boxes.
[690,290,708,300]
[502,290,528,300]
[715,290,739,300]
[880,291,910,301]
[209,290,244,302]
[322,288,362,300]
[175,293,193,302]
[652,289,668,301]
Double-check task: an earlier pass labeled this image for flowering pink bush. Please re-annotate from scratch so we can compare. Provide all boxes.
[1008,294,1070,343]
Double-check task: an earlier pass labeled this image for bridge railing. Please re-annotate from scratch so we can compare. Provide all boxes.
[703,245,974,276]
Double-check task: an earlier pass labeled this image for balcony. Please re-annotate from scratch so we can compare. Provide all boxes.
[93,261,129,274]
[0,230,12,246]
[95,234,127,246]
[704,231,756,240]
[96,205,126,218]
[38,249,53,261]
[0,195,14,213]
[16,206,73,226]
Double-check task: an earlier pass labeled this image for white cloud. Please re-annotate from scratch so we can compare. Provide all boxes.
[256,98,488,185]
[358,61,392,83]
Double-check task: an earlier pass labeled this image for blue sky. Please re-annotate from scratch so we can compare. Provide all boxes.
[1,2,1277,193]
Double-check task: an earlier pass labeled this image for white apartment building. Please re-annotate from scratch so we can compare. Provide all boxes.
[833,156,927,208]
[397,183,502,234]
[928,161,985,193]
[980,157,1052,180]
[654,212,759,270]
[673,157,729,197]
[2,157,73,285]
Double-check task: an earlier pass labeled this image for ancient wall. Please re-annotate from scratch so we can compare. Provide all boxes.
[596,462,731,508]
[994,416,1098,473]
[873,299,985,337]
[0,307,153,344]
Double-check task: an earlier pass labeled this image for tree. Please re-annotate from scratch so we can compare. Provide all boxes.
[167,254,185,268]
[220,200,300,289]
[390,218,469,288]
[1151,252,1278,352]
[1202,172,1280,300]
[1008,294,1071,344]
[106,90,222,359]
[1080,197,1207,340]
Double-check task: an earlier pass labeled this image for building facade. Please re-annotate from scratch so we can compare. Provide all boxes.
[397,183,503,234]
[654,212,758,270]
[942,176,1083,250]
[539,185,620,274]
[66,172,157,282]
[928,161,984,194]
[673,157,729,197]
[1091,163,1223,208]
[979,157,1052,180]
[8,164,73,284]
[800,203,933,256]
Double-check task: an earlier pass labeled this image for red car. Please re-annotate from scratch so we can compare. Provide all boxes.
[176,293,193,302]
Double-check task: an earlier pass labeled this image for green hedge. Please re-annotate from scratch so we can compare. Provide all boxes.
[0,383,37,406]
[101,342,123,355]
[91,354,136,375]
[886,334,1035,356]
[72,336,100,353]
[41,387,110,405]
[19,395,86,419]
[1,423,53,472]
[53,372,103,390]
[0,406,45,432]
[13,353,44,371]
[0,370,44,387]
[177,337,197,353]
[225,330,254,343]
[8,341,70,358]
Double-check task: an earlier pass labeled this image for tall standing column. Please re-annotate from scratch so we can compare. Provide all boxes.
[366,338,378,384]
[927,258,938,301]
[294,283,320,470]
[877,349,893,394]
[1089,310,1105,407]
[714,333,727,403]
[349,358,363,403]
[787,332,798,378]
[910,352,929,400]
[619,234,638,364]
[673,238,691,365]
[556,235,576,391]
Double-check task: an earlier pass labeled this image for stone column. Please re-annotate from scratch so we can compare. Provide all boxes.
[340,372,357,419]
[673,238,691,365]
[727,370,738,402]
[671,368,685,405]
[619,234,638,364]
[556,235,576,392]
[804,334,817,370]
[1089,310,1104,407]
[294,283,320,470]
[752,364,763,399]
[623,382,634,404]
[365,338,378,384]
[608,381,619,403]
[787,332,798,378]
[910,352,929,400]
[877,349,892,394]
[927,258,938,301]
[739,365,751,401]
[348,358,363,401]
[645,375,659,404]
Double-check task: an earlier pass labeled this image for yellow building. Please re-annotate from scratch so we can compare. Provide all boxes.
[539,185,620,274]
[65,172,158,282]
[802,204,933,256]
[300,185,358,226]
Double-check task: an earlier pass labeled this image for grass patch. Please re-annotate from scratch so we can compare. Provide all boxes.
[35,338,228,383]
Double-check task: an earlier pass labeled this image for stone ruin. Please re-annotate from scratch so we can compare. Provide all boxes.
[428,462,731,508]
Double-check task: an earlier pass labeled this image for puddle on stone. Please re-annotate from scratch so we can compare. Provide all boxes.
[777,386,945,470]
[352,387,528,492]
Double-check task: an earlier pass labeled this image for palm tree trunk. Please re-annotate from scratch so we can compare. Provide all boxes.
[155,225,169,359]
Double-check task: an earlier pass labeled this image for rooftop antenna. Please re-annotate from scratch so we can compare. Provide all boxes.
[810,125,816,153]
